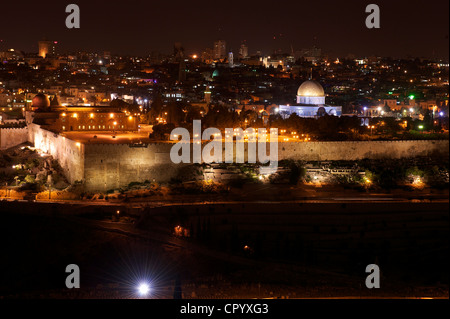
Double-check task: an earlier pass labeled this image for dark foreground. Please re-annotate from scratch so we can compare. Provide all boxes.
[0,199,448,299]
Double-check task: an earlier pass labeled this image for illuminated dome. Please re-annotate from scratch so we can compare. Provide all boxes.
[297,80,325,97]
[32,93,50,111]
[296,80,325,105]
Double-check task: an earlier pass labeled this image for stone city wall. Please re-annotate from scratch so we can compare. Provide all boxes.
[27,124,84,183]
[20,127,449,191]
[277,140,449,161]
[83,143,188,191]
[81,140,449,191]
[0,127,28,150]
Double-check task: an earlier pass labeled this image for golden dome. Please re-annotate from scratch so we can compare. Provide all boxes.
[32,93,50,110]
[297,80,325,97]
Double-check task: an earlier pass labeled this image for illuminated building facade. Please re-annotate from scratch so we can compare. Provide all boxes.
[214,40,226,60]
[56,108,138,132]
[28,94,138,132]
[277,80,342,118]
[38,39,57,58]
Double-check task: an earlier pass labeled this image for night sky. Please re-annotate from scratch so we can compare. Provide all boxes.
[1,0,448,58]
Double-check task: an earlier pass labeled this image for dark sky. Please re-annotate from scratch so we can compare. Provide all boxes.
[1,0,448,59]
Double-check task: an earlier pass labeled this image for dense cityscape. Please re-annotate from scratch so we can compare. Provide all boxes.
[1,40,449,136]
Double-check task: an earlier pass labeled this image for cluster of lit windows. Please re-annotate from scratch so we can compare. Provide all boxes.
[61,112,126,119]
[61,125,126,131]
[58,111,135,132]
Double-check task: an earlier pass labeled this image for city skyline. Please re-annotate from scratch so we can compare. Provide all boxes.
[0,0,448,59]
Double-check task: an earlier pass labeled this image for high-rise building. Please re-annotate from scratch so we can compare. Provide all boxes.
[173,42,184,62]
[178,59,186,82]
[38,39,57,58]
[239,44,248,59]
[213,40,226,60]
[201,48,214,64]
[228,51,234,67]
[294,46,321,62]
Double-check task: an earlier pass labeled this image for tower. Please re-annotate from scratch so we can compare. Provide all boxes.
[213,40,226,60]
[38,39,57,58]
[239,44,248,59]
[228,51,234,67]
[173,42,184,62]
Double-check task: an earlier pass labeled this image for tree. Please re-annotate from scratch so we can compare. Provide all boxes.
[204,105,237,130]
[423,110,432,130]
[149,123,175,140]
[166,102,185,126]
[110,98,130,109]
[148,94,163,124]
[185,104,202,122]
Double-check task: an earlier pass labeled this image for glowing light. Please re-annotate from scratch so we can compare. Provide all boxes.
[138,283,150,296]
[73,113,78,118]
[412,176,425,188]
[110,113,114,118]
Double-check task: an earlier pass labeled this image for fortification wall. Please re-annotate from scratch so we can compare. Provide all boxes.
[81,139,449,191]
[277,140,449,161]
[0,127,28,150]
[83,143,188,191]
[27,124,84,183]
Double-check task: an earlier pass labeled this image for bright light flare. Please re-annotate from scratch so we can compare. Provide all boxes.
[138,283,150,296]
